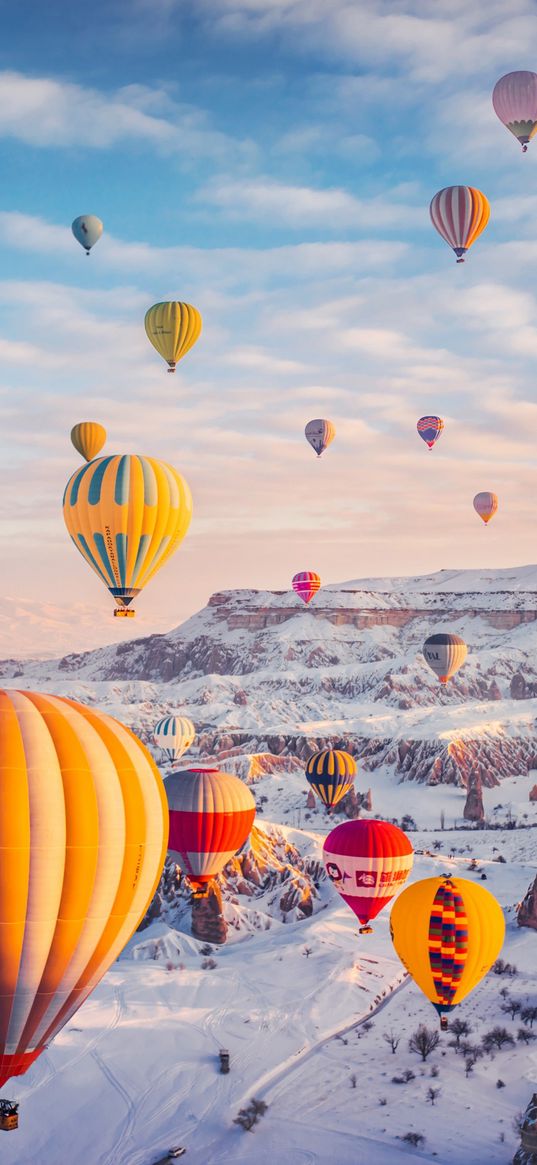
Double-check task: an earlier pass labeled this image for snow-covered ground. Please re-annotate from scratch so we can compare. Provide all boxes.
[2,570,537,1164]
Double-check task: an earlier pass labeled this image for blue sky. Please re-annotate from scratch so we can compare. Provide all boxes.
[2,0,537,655]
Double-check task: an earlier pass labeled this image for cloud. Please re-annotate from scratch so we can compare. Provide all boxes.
[197,176,424,230]
[0,71,252,163]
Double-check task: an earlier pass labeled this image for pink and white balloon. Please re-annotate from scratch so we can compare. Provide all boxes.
[493,71,537,152]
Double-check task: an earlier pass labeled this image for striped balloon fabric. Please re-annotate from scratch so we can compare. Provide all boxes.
[492,71,537,151]
[63,454,192,614]
[166,768,256,892]
[0,690,168,1089]
[305,748,357,808]
[428,881,468,1012]
[429,186,490,262]
[292,570,321,604]
[323,820,414,932]
[154,715,195,764]
[304,418,336,458]
[422,632,467,685]
[473,491,498,525]
[417,416,444,449]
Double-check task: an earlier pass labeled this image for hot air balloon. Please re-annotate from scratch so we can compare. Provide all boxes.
[390,876,505,1029]
[0,689,168,1094]
[71,215,103,255]
[323,820,413,934]
[305,419,336,458]
[70,422,107,463]
[417,416,444,450]
[429,187,490,263]
[63,454,192,618]
[306,748,356,809]
[154,715,195,764]
[165,767,256,894]
[473,491,498,525]
[422,633,467,685]
[145,302,202,372]
[292,571,321,605]
[493,71,537,152]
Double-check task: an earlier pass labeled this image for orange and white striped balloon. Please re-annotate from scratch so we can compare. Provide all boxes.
[430,186,490,263]
[0,690,168,1089]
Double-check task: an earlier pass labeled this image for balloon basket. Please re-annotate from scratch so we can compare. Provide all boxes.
[359,925,373,935]
[0,1101,19,1132]
[114,608,135,618]
[440,1016,448,1031]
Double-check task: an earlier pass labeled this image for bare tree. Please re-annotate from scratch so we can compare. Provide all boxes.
[401,1133,425,1148]
[500,999,521,1020]
[383,1030,401,1054]
[427,1087,441,1105]
[517,1028,537,1045]
[234,1098,268,1132]
[521,1005,537,1028]
[449,1018,471,1048]
[350,1074,357,1089]
[482,1027,515,1054]
[408,1025,440,1062]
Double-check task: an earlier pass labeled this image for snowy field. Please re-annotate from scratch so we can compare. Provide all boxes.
[3,815,536,1165]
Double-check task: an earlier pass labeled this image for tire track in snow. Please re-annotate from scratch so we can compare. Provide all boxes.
[91,1047,137,1165]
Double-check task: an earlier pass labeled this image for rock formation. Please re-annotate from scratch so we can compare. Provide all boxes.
[191,882,228,945]
[518,874,537,931]
[463,768,485,822]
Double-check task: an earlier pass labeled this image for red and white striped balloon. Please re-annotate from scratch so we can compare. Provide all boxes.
[292,571,321,604]
[429,186,490,262]
[166,767,255,892]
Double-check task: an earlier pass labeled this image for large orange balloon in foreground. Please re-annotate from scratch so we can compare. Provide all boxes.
[0,690,168,1089]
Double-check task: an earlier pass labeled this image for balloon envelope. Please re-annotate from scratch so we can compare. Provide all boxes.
[63,454,192,614]
[390,876,505,1023]
[71,421,107,462]
[429,187,489,261]
[323,819,414,931]
[417,416,444,449]
[71,215,103,253]
[473,491,498,524]
[306,748,356,808]
[144,302,202,371]
[422,633,467,684]
[305,419,336,457]
[154,715,195,764]
[0,689,168,1088]
[492,71,537,150]
[165,767,256,890]
[292,571,321,604]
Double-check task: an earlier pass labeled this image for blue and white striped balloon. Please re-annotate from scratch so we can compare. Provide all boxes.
[154,715,195,763]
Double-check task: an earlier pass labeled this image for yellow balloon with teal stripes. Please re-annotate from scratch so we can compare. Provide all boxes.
[63,454,192,616]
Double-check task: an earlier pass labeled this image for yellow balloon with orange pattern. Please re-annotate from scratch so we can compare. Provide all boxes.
[0,690,168,1089]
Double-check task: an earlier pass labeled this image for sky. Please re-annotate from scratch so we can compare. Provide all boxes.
[3,0,537,655]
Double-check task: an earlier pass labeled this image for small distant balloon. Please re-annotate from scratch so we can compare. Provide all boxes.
[70,421,107,462]
[492,71,537,152]
[292,571,321,605]
[323,819,414,934]
[145,301,202,372]
[71,215,103,255]
[422,633,467,685]
[417,416,444,449]
[154,715,195,764]
[305,419,336,458]
[473,492,498,525]
[429,187,490,262]
[306,748,357,809]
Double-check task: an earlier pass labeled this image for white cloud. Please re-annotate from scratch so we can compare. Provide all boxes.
[0,71,251,162]
[197,176,424,230]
